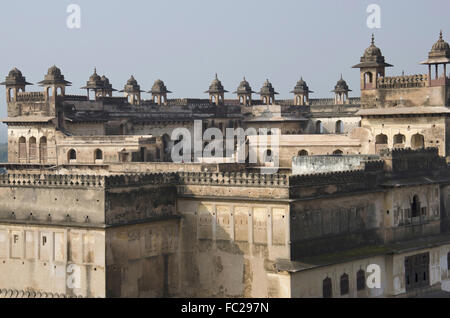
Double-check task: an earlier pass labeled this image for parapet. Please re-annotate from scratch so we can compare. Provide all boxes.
[0,173,106,188]
[380,147,446,174]
[292,155,381,175]
[177,171,288,187]
[15,92,45,102]
[378,74,428,89]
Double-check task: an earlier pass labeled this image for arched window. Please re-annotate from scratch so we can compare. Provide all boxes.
[323,277,332,298]
[264,149,273,163]
[340,274,349,295]
[335,120,344,134]
[412,195,421,218]
[375,134,388,145]
[94,149,103,161]
[447,252,450,271]
[333,150,343,156]
[375,134,388,153]
[357,270,365,291]
[39,137,47,163]
[68,149,77,162]
[298,150,308,156]
[7,88,13,102]
[393,134,406,147]
[18,137,26,159]
[316,121,323,134]
[365,72,373,83]
[411,134,424,150]
[29,137,37,160]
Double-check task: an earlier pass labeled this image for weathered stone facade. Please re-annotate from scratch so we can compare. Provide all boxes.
[1,32,450,298]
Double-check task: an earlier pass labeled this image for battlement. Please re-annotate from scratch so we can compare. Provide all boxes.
[62,94,88,101]
[0,173,106,188]
[290,169,366,185]
[97,96,128,104]
[381,147,439,156]
[15,92,45,102]
[104,173,177,187]
[177,171,288,187]
[380,147,446,174]
[377,74,428,89]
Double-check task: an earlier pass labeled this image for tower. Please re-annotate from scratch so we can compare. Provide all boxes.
[150,80,171,106]
[291,77,313,106]
[82,68,104,100]
[234,77,255,106]
[352,34,393,91]
[38,66,71,128]
[38,65,71,102]
[258,79,278,105]
[0,68,32,111]
[100,75,117,97]
[332,75,351,104]
[420,30,450,87]
[205,74,228,106]
[120,75,143,106]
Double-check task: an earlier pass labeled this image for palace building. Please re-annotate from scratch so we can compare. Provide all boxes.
[0,32,450,298]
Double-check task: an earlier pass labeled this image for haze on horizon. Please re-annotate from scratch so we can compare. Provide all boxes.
[0,0,448,142]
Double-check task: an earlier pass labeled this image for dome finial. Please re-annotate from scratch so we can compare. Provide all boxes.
[440,30,443,40]
[340,73,343,80]
[371,33,375,45]
[215,73,218,80]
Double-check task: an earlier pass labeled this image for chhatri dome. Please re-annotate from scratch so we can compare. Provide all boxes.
[234,77,255,94]
[205,73,228,94]
[332,75,351,93]
[421,30,450,65]
[291,77,313,94]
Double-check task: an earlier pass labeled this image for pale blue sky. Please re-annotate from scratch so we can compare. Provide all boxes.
[0,0,449,141]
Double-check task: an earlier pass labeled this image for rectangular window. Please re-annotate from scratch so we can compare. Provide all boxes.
[42,236,47,246]
[13,235,19,244]
[421,207,427,217]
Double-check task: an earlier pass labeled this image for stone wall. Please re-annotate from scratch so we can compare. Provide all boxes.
[175,198,290,297]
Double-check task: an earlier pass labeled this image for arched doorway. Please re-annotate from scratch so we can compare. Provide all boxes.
[335,120,344,134]
[316,121,323,134]
[39,137,47,163]
[411,134,424,150]
[411,195,421,218]
[323,277,332,298]
[393,134,405,148]
[94,149,103,162]
[68,149,77,163]
[18,137,26,160]
[29,137,37,161]
[364,72,373,89]
[375,134,388,153]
